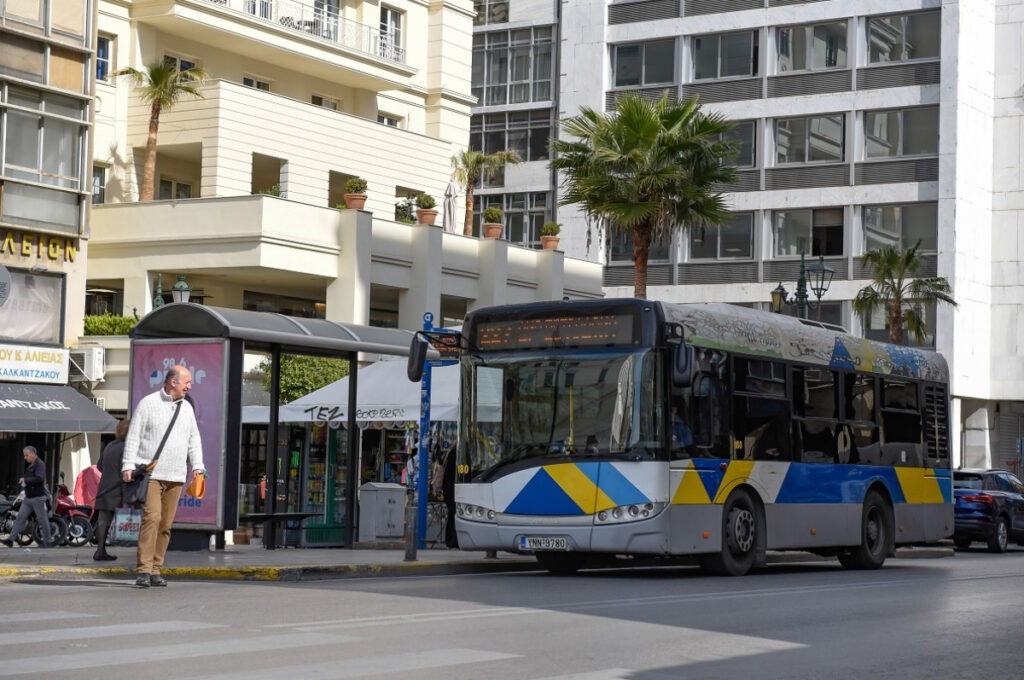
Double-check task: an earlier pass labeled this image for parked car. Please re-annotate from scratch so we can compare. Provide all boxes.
[952,469,1024,552]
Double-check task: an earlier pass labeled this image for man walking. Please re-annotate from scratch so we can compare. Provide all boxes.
[1,446,52,548]
[122,365,205,588]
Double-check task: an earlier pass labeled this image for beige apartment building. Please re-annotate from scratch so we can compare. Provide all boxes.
[84,0,603,414]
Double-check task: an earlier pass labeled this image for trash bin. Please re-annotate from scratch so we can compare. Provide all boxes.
[358,482,406,541]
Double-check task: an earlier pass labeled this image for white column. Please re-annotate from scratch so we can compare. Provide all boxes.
[399,224,444,329]
[326,209,372,324]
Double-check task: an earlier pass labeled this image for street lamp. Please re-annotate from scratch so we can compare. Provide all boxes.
[171,274,192,303]
[152,273,164,309]
[770,252,835,320]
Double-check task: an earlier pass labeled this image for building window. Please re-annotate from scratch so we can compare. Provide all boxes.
[470,109,552,165]
[612,39,675,88]
[865,301,935,348]
[777,21,846,72]
[243,76,270,91]
[164,54,197,75]
[377,113,401,127]
[159,178,192,200]
[776,115,844,164]
[312,95,338,110]
[868,11,941,63]
[690,213,754,260]
[610,227,671,263]
[3,88,85,189]
[96,35,113,81]
[863,202,937,252]
[724,120,756,168]
[380,6,402,60]
[693,31,758,80]
[92,165,106,204]
[775,207,844,257]
[473,192,549,245]
[473,27,554,105]
[864,107,938,158]
[473,0,508,26]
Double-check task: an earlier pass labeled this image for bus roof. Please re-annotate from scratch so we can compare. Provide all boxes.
[662,302,949,383]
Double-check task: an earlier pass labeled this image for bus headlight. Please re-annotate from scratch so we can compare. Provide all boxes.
[595,502,664,525]
[456,503,496,523]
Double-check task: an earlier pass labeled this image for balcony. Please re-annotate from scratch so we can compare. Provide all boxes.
[131,0,413,90]
[200,0,406,64]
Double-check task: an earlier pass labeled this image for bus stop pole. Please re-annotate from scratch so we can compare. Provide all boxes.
[416,313,434,549]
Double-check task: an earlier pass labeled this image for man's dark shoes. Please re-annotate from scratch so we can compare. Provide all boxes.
[93,551,117,561]
[149,574,167,587]
[135,574,150,588]
[0,538,12,548]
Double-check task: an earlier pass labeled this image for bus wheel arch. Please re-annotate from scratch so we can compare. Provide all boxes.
[838,487,894,570]
[700,486,763,576]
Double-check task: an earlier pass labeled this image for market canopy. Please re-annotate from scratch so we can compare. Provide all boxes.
[0,383,117,433]
[241,359,460,424]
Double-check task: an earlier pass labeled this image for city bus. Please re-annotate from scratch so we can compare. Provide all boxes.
[410,298,952,575]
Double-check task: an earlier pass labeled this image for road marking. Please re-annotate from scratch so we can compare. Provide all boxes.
[0,620,222,646]
[0,632,346,676]
[0,611,97,624]
[528,671,633,680]
[178,648,520,680]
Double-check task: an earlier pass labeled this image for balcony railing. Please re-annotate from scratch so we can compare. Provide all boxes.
[201,0,406,64]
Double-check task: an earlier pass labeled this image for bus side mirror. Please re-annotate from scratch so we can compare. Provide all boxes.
[407,333,429,382]
[672,344,693,388]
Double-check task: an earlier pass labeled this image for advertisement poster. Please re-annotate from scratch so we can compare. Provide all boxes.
[130,340,225,528]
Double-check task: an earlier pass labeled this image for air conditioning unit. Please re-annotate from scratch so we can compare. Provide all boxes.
[93,396,106,410]
[69,347,106,382]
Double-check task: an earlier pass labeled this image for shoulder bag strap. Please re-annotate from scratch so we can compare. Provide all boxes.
[145,401,182,472]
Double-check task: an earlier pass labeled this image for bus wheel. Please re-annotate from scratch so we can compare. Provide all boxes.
[702,490,758,576]
[838,491,893,570]
[536,551,586,575]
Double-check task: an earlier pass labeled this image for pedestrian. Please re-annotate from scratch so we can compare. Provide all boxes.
[121,365,205,588]
[1,446,52,548]
[93,418,130,561]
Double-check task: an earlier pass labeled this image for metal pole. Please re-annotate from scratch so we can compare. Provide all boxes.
[344,351,358,548]
[417,313,434,549]
[404,501,417,561]
[264,345,281,550]
[796,251,809,320]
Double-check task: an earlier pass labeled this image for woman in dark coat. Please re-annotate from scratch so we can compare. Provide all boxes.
[93,418,129,561]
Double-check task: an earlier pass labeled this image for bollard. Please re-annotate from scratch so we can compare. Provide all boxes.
[404,501,418,562]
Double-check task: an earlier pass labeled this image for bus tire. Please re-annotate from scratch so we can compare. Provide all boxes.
[838,491,893,570]
[702,489,758,577]
[536,551,586,575]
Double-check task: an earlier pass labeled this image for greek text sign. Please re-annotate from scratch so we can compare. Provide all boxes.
[0,343,69,384]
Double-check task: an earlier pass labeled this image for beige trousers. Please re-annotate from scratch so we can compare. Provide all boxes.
[136,478,183,575]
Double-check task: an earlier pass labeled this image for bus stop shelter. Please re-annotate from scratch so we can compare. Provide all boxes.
[130,303,435,549]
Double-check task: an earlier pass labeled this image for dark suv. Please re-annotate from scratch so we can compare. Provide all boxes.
[953,469,1024,552]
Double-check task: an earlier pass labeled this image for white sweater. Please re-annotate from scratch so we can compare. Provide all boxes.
[122,388,205,483]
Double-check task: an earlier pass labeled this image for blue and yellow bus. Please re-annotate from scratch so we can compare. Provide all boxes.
[412,298,952,575]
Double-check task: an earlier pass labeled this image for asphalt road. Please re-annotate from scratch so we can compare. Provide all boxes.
[1,548,1021,680]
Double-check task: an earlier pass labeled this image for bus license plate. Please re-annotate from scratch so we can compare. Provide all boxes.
[519,536,569,551]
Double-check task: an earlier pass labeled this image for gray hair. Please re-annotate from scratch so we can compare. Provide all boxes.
[164,367,182,387]
[23,445,37,456]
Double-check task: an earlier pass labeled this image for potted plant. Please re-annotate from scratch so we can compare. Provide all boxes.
[343,176,368,209]
[481,206,504,238]
[415,192,438,225]
[540,221,561,250]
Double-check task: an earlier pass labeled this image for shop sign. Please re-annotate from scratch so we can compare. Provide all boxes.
[0,228,78,266]
[0,343,70,384]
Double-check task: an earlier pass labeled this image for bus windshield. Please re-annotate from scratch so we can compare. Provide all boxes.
[460,349,664,481]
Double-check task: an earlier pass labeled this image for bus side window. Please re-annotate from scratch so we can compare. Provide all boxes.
[880,378,922,466]
[690,374,729,458]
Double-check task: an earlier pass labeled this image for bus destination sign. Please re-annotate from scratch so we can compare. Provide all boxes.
[477,313,635,350]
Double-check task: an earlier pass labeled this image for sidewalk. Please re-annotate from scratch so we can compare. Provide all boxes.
[0,542,952,583]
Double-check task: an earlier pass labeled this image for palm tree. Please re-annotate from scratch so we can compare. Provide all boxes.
[115,60,209,201]
[853,241,957,345]
[550,94,737,299]
[451,148,520,236]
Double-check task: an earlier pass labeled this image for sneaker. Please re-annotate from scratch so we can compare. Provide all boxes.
[149,574,167,587]
[93,552,117,562]
[135,574,151,588]
[0,539,12,548]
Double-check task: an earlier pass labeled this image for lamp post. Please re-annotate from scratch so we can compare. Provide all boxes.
[770,252,835,320]
[152,273,164,309]
[171,274,192,303]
